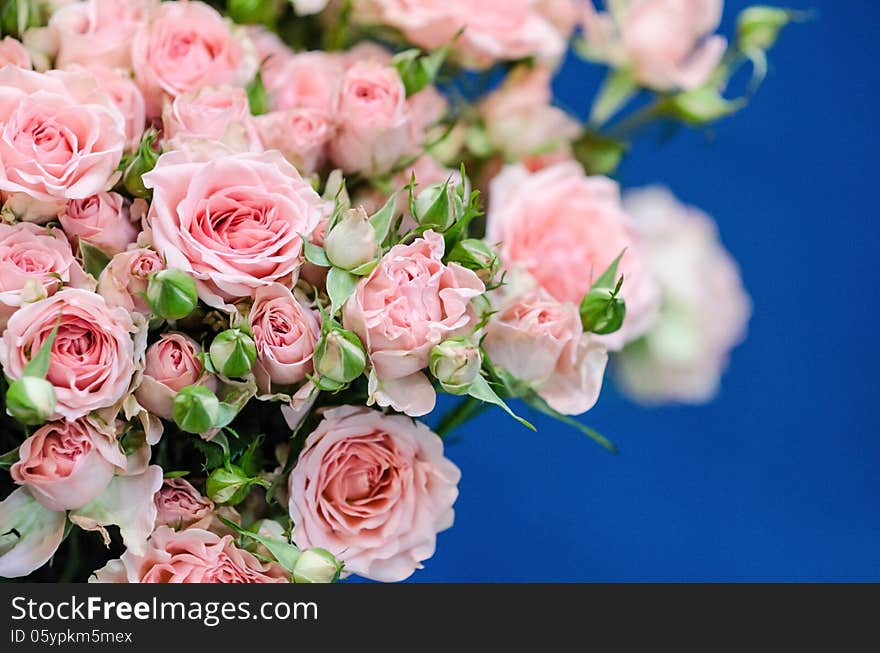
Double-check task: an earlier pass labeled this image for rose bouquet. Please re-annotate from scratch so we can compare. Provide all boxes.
[0,0,795,583]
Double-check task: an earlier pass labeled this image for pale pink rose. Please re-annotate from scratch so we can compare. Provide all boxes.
[328,61,411,175]
[162,85,261,153]
[255,108,334,174]
[49,0,150,70]
[407,85,447,147]
[487,162,659,350]
[536,0,579,37]
[0,193,65,224]
[484,271,608,415]
[97,247,164,315]
[266,51,341,113]
[337,41,392,68]
[92,526,288,583]
[0,36,32,68]
[59,192,139,256]
[132,0,257,116]
[249,284,320,392]
[353,0,566,68]
[154,478,216,530]
[72,64,147,152]
[0,289,140,421]
[143,150,322,308]
[136,333,216,421]
[0,222,91,329]
[289,405,460,582]
[479,66,581,161]
[615,186,750,403]
[343,231,485,416]
[246,26,293,86]
[11,417,127,511]
[582,0,727,90]
[0,67,126,201]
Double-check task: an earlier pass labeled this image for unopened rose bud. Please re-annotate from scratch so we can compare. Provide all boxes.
[292,547,343,584]
[324,208,378,271]
[429,337,481,395]
[313,327,366,390]
[448,239,499,282]
[580,287,626,335]
[122,131,160,199]
[210,328,257,378]
[737,6,793,52]
[206,464,252,505]
[415,181,464,232]
[5,377,56,426]
[147,268,198,321]
[172,384,220,434]
[322,170,350,208]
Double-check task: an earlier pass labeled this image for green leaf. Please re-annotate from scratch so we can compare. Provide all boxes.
[219,516,302,575]
[524,391,618,454]
[0,446,19,471]
[23,319,60,378]
[369,193,397,245]
[303,240,330,267]
[162,470,190,479]
[662,87,745,126]
[591,250,625,291]
[79,241,111,279]
[467,375,535,431]
[573,132,628,176]
[326,267,358,315]
[246,71,269,116]
[590,69,638,127]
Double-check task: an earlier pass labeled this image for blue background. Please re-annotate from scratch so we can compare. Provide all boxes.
[411,0,880,581]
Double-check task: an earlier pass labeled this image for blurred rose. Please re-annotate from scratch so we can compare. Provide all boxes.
[11,417,126,511]
[0,289,140,421]
[136,333,216,420]
[59,192,139,256]
[249,284,320,393]
[162,85,261,153]
[132,0,257,115]
[0,222,91,329]
[92,526,288,583]
[0,67,125,201]
[343,231,484,416]
[0,36,31,68]
[97,247,164,315]
[615,186,750,403]
[487,162,659,350]
[289,405,460,582]
[582,0,726,90]
[266,51,341,113]
[49,0,150,70]
[256,108,334,174]
[143,150,322,309]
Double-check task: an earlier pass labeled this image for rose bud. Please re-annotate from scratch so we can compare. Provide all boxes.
[206,464,252,506]
[414,180,463,232]
[172,385,221,434]
[292,548,343,584]
[737,7,794,53]
[5,377,56,426]
[429,337,482,395]
[323,207,378,271]
[313,326,367,391]
[137,333,215,420]
[448,239,500,283]
[209,328,257,378]
[122,130,159,199]
[147,268,199,321]
[580,287,627,335]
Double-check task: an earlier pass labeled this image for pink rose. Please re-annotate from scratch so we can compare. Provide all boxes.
[289,405,460,582]
[154,478,216,530]
[0,36,31,68]
[266,51,341,113]
[49,0,149,70]
[479,66,581,161]
[132,0,257,116]
[0,193,64,224]
[92,526,288,583]
[97,247,164,315]
[11,417,126,511]
[582,0,727,90]
[328,61,411,175]
[615,186,750,403]
[353,0,566,68]
[0,222,90,329]
[73,64,147,153]
[249,284,320,392]
[162,85,261,153]
[59,192,139,256]
[255,108,334,174]
[247,26,294,86]
[0,289,140,421]
[407,85,447,146]
[0,67,125,201]
[484,272,608,415]
[343,231,484,416]
[143,150,322,308]
[136,333,216,420]
[487,162,659,350]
